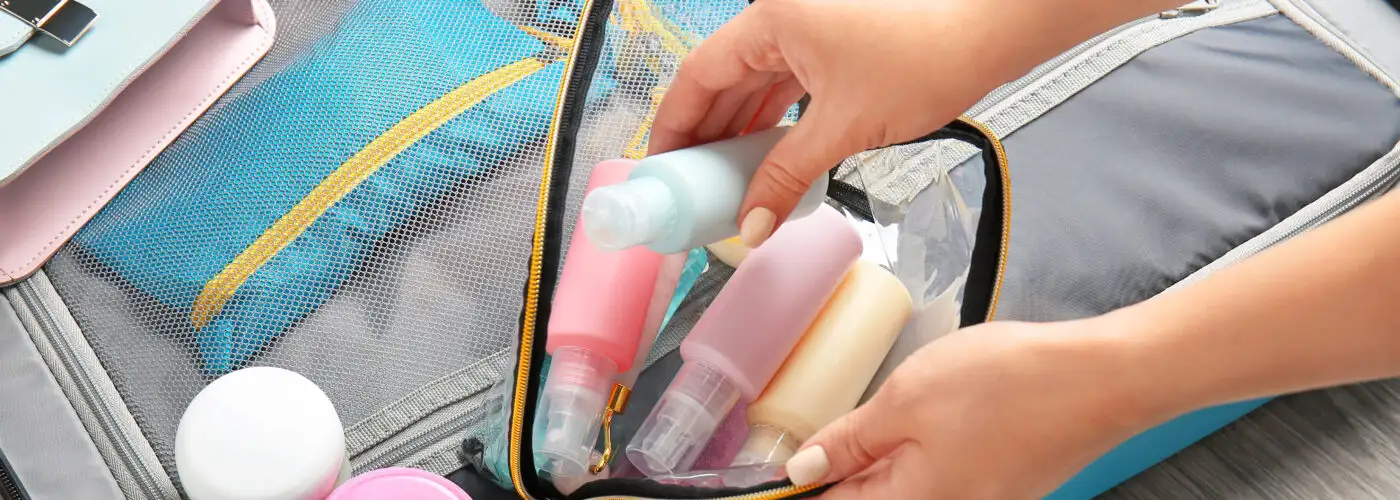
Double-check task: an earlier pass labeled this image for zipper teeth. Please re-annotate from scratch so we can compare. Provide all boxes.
[1273,0,1400,93]
[968,1,1231,119]
[953,117,1011,321]
[512,0,604,497]
[967,15,1154,117]
[11,282,169,499]
[870,0,1260,199]
[0,452,24,500]
[358,403,491,471]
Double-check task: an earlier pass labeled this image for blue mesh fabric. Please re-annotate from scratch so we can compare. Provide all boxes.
[74,0,590,374]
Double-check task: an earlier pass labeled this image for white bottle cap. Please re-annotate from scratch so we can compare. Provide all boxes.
[532,347,618,478]
[581,176,678,252]
[176,367,349,500]
[625,361,740,477]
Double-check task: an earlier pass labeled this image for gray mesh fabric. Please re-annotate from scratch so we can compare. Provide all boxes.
[38,0,756,488]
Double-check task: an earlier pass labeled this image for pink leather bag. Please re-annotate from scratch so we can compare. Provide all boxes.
[0,0,276,284]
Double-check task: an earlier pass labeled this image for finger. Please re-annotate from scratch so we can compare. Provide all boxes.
[816,450,924,500]
[649,9,782,155]
[785,401,906,487]
[737,103,866,247]
[813,461,893,500]
[693,73,779,143]
[728,77,805,138]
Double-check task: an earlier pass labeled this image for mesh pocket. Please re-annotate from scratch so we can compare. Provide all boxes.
[44,0,587,481]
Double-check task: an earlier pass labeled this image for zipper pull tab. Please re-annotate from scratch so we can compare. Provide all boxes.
[1161,0,1220,18]
[589,383,632,475]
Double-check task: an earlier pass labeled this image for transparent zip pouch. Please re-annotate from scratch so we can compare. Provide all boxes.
[574,122,1010,493]
[490,114,1012,500]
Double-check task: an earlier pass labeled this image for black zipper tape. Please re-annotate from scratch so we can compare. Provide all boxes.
[823,118,1006,327]
[0,448,30,500]
[571,477,829,500]
[910,120,1006,327]
[515,0,619,498]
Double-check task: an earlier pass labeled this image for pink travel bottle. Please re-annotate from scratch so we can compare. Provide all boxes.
[533,159,666,479]
[625,204,861,477]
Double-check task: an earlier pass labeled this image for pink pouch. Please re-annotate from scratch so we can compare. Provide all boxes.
[0,0,275,284]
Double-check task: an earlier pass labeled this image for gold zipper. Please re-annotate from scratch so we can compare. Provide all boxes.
[588,484,827,500]
[510,0,600,498]
[953,115,1011,323]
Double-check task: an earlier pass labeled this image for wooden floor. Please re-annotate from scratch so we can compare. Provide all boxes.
[1106,380,1400,499]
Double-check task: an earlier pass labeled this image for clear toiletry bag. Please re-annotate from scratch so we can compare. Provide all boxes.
[483,0,1400,498]
[2,0,1399,499]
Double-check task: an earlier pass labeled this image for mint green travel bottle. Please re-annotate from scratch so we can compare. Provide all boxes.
[580,127,831,254]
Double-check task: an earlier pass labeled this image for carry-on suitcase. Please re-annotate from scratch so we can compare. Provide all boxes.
[2,0,1400,498]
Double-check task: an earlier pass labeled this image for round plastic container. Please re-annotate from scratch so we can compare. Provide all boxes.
[176,367,349,500]
[328,468,471,500]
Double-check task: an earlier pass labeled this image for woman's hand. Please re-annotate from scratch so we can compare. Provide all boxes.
[787,184,1400,499]
[649,0,1190,247]
[785,320,1172,500]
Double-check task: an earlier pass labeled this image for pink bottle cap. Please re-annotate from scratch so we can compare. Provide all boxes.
[328,468,471,500]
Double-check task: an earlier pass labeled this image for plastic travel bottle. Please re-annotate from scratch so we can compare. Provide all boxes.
[580,127,831,254]
[862,273,964,404]
[533,159,666,479]
[620,251,691,387]
[732,261,914,469]
[176,367,350,500]
[328,468,471,500]
[550,252,685,485]
[625,204,862,477]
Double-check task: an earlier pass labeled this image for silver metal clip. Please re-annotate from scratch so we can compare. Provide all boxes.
[1,0,99,47]
[1160,0,1220,19]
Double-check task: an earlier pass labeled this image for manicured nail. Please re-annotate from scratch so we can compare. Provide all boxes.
[785,446,830,486]
[739,207,777,248]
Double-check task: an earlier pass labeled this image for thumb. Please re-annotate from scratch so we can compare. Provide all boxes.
[785,400,906,487]
[738,105,866,247]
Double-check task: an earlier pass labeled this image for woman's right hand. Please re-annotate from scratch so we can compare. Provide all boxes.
[648,0,1188,247]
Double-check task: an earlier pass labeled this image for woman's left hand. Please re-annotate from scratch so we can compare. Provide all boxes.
[785,319,1173,500]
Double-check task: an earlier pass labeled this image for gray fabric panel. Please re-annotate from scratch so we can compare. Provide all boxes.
[963,14,1400,323]
[0,294,124,499]
[1101,4,1400,498]
[1300,0,1400,83]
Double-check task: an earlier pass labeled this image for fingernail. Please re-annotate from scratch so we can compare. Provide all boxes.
[739,207,777,248]
[785,446,830,486]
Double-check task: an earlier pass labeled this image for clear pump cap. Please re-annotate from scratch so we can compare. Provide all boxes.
[581,177,678,252]
[625,361,740,477]
[532,347,618,478]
